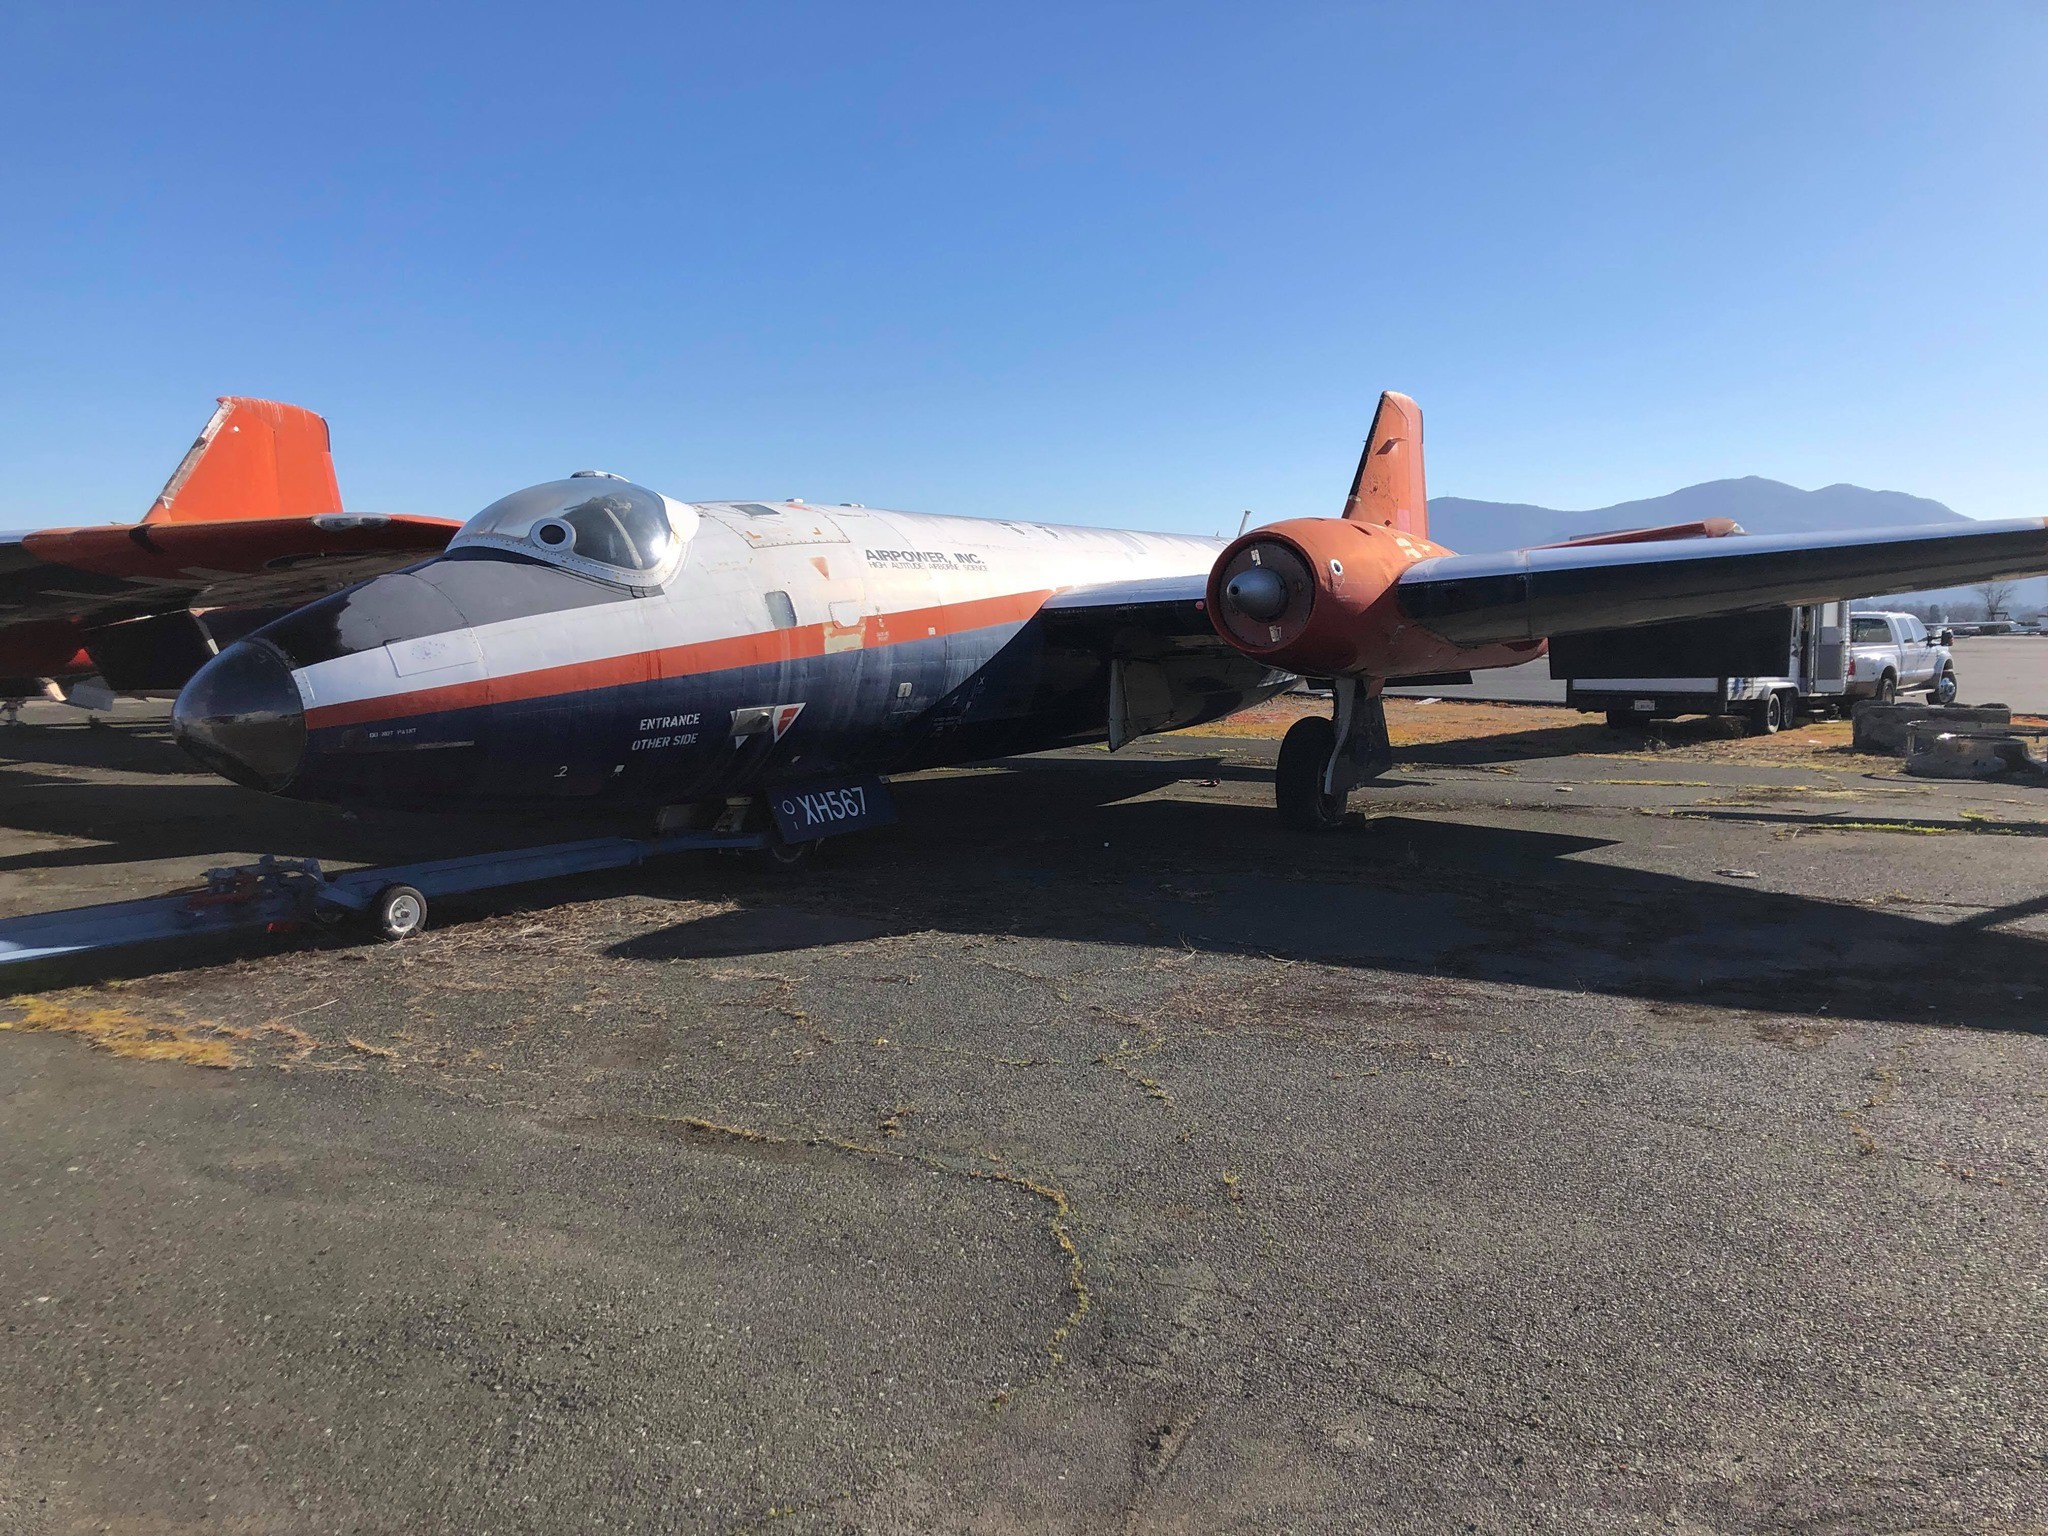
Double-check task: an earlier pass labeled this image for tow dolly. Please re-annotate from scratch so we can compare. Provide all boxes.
[0,775,898,968]
[0,831,771,967]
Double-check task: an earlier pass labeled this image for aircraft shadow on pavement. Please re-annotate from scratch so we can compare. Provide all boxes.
[0,765,606,874]
[613,762,2048,1033]
[7,740,2044,1032]
[0,719,198,778]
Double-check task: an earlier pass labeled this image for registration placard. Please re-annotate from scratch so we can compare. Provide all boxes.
[770,777,897,843]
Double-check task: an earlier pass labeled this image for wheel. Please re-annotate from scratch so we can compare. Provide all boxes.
[757,837,818,874]
[371,884,427,941]
[1605,708,1649,731]
[1874,671,1897,705]
[1750,691,1784,736]
[1276,716,1348,831]
[1932,667,1958,705]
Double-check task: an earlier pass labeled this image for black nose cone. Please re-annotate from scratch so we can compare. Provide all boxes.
[1225,565,1289,622]
[174,640,306,791]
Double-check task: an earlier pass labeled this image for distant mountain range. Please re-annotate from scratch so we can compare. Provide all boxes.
[1429,477,2044,616]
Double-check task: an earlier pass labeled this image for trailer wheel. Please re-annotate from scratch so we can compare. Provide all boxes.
[1751,692,1785,736]
[1276,716,1348,831]
[372,884,428,941]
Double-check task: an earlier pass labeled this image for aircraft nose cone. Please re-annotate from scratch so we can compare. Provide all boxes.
[1224,564,1289,622]
[173,640,306,791]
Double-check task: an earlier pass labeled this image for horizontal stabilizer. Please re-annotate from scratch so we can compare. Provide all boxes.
[1397,518,2048,644]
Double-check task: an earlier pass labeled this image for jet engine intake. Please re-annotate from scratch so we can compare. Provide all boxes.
[1207,519,1424,677]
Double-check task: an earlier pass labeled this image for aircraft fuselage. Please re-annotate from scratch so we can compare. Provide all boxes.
[176,494,1292,813]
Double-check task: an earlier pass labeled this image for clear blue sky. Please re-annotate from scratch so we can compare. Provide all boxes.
[2,2,2043,538]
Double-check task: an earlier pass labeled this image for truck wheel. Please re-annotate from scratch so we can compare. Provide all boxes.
[1875,671,1897,705]
[372,884,427,941]
[1276,716,1348,832]
[1933,668,1958,705]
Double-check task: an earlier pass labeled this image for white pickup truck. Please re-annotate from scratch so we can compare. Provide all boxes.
[1847,610,1957,704]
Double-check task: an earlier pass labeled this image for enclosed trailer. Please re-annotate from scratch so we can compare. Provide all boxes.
[1553,602,1850,734]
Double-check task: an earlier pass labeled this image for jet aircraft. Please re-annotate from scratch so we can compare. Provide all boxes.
[173,393,2048,841]
[0,398,456,712]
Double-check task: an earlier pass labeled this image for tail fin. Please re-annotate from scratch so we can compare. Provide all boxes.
[144,397,342,524]
[1339,390,1427,539]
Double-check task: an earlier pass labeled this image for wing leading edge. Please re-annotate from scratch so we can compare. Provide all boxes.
[1396,517,2048,645]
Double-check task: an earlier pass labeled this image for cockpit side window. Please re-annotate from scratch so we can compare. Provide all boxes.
[559,493,660,570]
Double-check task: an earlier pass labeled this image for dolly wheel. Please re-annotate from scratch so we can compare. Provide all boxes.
[372,884,428,941]
[758,837,819,874]
[1276,716,1349,832]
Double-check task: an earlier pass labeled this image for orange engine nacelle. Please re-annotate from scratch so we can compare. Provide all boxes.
[1207,518,1537,679]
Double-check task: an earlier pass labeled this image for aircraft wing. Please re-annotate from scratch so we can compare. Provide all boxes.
[1396,517,2048,644]
[1038,572,1228,654]
[0,515,459,631]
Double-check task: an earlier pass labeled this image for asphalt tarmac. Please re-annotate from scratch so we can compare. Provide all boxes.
[4,708,2048,1533]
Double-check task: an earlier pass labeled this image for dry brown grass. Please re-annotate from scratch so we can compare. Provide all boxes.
[1183,694,2048,770]
[0,995,243,1068]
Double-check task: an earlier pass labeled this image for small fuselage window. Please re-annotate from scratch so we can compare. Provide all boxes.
[764,591,798,629]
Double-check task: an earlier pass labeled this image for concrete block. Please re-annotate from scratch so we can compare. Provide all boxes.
[1904,732,2040,780]
[1852,701,2010,755]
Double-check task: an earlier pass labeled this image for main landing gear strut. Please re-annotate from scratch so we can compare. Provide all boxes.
[1275,676,1391,831]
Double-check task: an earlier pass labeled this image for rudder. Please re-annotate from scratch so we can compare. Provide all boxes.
[144,397,342,524]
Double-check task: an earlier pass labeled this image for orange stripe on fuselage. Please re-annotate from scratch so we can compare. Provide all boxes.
[302,587,1056,730]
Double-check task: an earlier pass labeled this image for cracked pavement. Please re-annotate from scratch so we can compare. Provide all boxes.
[3,707,2047,1533]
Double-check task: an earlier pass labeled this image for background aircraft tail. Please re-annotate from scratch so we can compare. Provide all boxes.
[144,397,343,524]
[1339,391,1428,540]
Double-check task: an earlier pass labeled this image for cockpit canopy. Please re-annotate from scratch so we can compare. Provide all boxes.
[448,474,696,589]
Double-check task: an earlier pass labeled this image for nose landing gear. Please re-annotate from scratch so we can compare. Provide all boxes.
[1275,677,1391,832]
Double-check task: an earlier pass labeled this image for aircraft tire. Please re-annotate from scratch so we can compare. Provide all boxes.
[372,884,428,941]
[1276,716,1348,832]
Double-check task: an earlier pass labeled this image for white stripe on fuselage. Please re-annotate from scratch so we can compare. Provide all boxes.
[294,502,1224,713]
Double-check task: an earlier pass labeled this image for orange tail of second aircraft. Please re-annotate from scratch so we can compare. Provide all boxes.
[1339,390,1428,540]
[144,397,343,524]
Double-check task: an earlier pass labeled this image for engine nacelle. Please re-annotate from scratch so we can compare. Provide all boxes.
[1207,518,1530,679]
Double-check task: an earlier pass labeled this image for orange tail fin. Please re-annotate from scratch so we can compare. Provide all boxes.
[1339,390,1427,539]
[144,397,342,524]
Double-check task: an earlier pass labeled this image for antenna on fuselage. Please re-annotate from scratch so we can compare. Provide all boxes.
[1237,509,1253,536]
